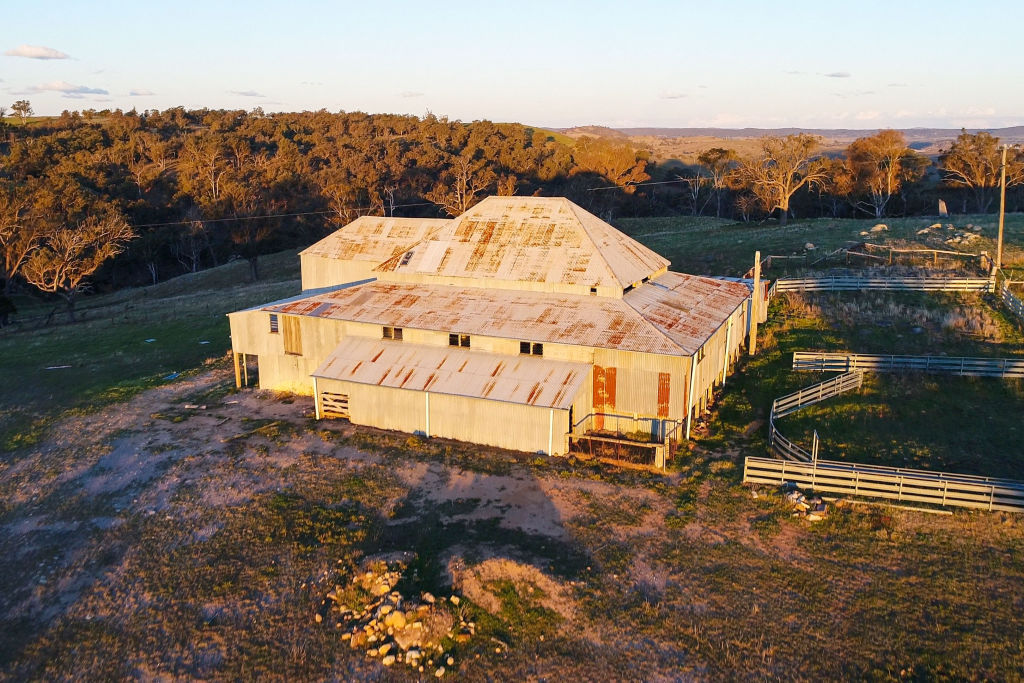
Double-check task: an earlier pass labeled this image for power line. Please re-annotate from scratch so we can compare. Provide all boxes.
[129,201,439,228]
[585,179,694,192]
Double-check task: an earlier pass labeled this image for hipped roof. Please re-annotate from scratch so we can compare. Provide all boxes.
[373,197,669,289]
[265,273,750,357]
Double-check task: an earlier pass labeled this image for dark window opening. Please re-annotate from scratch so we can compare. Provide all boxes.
[520,341,543,356]
[590,287,598,295]
[399,250,414,266]
[269,313,279,333]
[696,346,706,363]
[383,326,403,341]
[450,333,470,348]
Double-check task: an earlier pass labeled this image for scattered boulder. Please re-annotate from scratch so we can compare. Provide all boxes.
[319,561,465,676]
[870,223,888,232]
[804,242,816,250]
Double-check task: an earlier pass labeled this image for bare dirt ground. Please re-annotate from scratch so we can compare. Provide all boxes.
[2,365,1022,680]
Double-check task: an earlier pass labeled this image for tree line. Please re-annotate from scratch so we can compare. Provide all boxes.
[0,104,1021,314]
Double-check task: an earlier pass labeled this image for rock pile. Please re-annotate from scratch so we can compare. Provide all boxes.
[317,563,474,677]
[784,486,829,521]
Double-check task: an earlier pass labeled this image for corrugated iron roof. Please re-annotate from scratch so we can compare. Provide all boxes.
[312,337,589,409]
[624,272,750,354]
[299,216,449,262]
[265,280,689,356]
[373,197,669,289]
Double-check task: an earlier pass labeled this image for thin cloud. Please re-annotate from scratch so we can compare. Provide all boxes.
[28,80,108,97]
[824,71,851,78]
[231,89,265,97]
[659,92,687,100]
[300,80,324,86]
[4,44,70,60]
[400,91,424,98]
[129,88,155,96]
[784,70,805,75]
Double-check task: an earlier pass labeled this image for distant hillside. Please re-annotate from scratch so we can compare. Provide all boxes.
[548,125,1024,165]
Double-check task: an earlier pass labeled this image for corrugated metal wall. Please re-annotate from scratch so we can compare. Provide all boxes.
[316,377,570,455]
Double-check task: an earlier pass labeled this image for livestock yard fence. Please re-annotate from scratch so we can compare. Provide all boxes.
[773,275,994,293]
[767,371,864,462]
[752,352,1024,512]
[792,351,1024,379]
[1003,282,1024,323]
[743,457,1024,513]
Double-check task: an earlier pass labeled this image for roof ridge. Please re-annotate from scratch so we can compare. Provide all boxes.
[566,200,666,288]
[620,287,693,356]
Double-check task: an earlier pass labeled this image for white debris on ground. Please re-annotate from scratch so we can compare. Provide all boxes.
[783,486,829,522]
[316,561,474,677]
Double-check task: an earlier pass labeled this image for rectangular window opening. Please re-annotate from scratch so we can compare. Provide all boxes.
[519,341,530,355]
[590,287,598,295]
[269,313,279,334]
[531,342,543,356]
[450,333,471,348]
[383,326,403,341]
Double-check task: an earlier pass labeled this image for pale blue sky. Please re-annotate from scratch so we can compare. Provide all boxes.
[3,0,1022,129]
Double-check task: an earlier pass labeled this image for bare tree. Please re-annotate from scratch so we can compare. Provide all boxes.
[735,134,827,226]
[0,185,45,294]
[426,152,496,216]
[22,214,136,320]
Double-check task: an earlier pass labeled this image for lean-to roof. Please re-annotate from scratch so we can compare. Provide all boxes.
[623,272,750,354]
[373,196,668,289]
[299,216,448,262]
[313,338,589,410]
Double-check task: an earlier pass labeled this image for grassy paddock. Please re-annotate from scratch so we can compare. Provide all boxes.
[619,212,1024,277]
[0,250,301,450]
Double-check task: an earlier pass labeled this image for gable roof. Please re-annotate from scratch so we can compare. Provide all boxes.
[313,338,589,410]
[300,216,448,263]
[373,197,668,291]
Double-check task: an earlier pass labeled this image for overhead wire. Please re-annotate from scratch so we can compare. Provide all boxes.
[128,201,440,228]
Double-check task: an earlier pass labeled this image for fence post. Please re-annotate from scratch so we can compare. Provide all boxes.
[812,430,819,463]
[749,250,761,355]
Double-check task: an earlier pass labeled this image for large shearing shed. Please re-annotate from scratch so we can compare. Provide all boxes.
[228,196,761,467]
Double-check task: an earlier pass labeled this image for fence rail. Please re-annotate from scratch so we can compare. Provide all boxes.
[743,456,1024,513]
[768,371,863,461]
[793,352,1024,378]
[1003,283,1024,323]
[774,276,994,293]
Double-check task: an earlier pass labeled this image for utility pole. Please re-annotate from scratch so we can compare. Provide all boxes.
[996,145,1008,273]
[748,251,761,355]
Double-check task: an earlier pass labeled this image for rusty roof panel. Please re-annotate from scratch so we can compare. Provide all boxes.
[266,280,689,356]
[300,216,449,262]
[312,338,589,410]
[374,197,669,289]
[624,272,751,354]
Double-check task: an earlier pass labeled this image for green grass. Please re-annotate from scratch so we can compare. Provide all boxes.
[619,213,1024,277]
[0,250,301,450]
[694,289,1024,479]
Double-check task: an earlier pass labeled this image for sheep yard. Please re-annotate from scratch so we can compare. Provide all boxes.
[1,215,1024,680]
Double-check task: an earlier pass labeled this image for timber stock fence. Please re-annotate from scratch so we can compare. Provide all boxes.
[743,457,1024,513]
[792,352,1024,379]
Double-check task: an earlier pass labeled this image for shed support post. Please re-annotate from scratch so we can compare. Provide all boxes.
[548,409,554,456]
[242,353,248,388]
[313,376,321,420]
[749,250,761,356]
[425,392,430,438]
[685,353,697,441]
[233,352,242,389]
[722,316,733,386]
